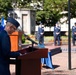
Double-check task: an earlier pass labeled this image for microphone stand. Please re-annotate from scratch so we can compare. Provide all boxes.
[17,27,38,51]
[31,41,34,51]
[24,34,38,51]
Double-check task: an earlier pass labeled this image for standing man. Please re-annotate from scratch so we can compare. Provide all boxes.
[53,23,61,46]
[38,23,44,44]
[72,22,76,46]
[0,17,22,75]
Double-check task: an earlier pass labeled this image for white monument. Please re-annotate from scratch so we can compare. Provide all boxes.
[8,8,36,34]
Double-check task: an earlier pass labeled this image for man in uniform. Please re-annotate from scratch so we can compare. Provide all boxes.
[53,23,61,46]
[72,22,76,46]
[0,17,22,75]
[38,23,44,44]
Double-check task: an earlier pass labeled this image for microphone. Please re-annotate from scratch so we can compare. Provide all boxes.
[17,26,38,51]
[24,34,38,45]
[18,26,38,45]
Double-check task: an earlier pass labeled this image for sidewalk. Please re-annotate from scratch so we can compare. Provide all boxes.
[41,52,76,75]
[41,44,76,75]
[10,44,76,75]
[10,52,76,75]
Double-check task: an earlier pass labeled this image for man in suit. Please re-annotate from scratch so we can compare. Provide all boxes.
[38,23,44,44]
[72,22,76,46]
[53,23,61,46]
[0,17,22,75]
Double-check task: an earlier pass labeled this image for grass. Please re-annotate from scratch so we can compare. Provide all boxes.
[44,36,69,41]
[22,35,71,44]
[44,36,54,42]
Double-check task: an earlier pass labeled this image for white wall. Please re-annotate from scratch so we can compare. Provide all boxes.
[8,8,36,34]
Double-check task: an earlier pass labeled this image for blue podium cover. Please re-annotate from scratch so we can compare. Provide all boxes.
[38,43,54,69]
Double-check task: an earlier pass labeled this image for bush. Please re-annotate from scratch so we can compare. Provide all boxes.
[22,34,25,43]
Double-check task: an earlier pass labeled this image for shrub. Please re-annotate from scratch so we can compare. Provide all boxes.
[22,34,25,43]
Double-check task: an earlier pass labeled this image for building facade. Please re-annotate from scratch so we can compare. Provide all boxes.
[8,8,36,34]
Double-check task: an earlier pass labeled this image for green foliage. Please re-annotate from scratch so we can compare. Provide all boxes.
[36,10,45,22]
[22,34,25,43]
[70,0,76,18]
[0,0,76,26]
[0,0,12,19]
[36,0,67,26]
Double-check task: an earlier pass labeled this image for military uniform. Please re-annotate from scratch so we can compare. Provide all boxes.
[38,25,44,44]
[0,17,20,75]
[72,25,76,46]
[53,25,61,46]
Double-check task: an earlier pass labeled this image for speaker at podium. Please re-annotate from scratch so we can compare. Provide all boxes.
[9,31,48,75]
[16,47,48,75]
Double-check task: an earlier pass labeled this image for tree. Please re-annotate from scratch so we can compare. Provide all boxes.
[0,0,12,19]
[66,0,76,18]
[36,0,67,26]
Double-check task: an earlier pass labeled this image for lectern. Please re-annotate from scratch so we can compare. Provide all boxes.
[9,31,23,52]
[15,47,48,75]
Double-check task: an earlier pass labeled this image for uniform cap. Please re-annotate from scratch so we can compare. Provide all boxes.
[7,17,20,28]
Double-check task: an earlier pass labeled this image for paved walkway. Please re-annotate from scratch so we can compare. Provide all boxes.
[41,52,76,75]
[41,43,76,75]
[10,44,76,75]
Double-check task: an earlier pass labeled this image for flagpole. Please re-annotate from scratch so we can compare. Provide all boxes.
[68,0,71,70]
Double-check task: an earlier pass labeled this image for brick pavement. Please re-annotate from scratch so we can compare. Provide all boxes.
[41,52,76,75]
[10,52,76,75]
[41,44,76,75]
[10,44,76,75]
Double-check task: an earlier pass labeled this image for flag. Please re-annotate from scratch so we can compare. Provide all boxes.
[0,16,5,30]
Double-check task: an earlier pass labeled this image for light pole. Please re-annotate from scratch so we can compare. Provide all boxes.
[68,0,71,70]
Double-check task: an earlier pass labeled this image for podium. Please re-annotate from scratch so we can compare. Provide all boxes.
[9,31,23,52]
[15,47,48,75]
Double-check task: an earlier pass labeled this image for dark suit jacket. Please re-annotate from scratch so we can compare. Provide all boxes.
[72,26,76,36]
[38,27,44,40]
[0,30,20,75]
[53,26,61,37]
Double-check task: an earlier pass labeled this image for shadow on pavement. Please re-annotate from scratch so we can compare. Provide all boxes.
[42,65,60,69]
